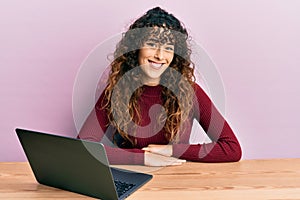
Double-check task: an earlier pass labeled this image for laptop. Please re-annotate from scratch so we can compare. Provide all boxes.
[15,128,152,200]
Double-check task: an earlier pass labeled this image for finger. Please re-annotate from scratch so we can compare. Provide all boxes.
[169,159,186,165]
[169,158,186,162]
[170,162,183,166]
[142,147,150,151]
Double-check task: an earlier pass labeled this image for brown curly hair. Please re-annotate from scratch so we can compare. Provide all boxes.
[100,7,195,147]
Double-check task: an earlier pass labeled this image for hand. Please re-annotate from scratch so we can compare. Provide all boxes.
[144,151,186,167]
[142,144,173,157]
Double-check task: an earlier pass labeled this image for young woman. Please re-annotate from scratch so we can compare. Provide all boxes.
[77,7,242,166]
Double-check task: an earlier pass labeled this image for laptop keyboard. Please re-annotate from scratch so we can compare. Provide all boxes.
[114,180,136,197]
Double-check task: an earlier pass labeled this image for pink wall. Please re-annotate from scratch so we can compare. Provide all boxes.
[1,0,300,161]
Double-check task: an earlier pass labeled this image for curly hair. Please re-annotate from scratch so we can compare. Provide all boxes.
[100,7,195,147]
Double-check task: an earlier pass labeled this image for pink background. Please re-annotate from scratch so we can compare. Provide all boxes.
[1,0,300,161]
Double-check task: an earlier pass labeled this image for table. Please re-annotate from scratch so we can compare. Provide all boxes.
[1,159,300,199]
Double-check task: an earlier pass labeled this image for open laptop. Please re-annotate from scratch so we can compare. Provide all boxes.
[15,128,152,200]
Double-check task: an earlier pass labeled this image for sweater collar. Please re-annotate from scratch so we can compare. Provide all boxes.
[141,84,163,97]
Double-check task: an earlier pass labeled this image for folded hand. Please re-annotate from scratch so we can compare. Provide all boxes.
[143,144,186,166]
[142,144,173,157]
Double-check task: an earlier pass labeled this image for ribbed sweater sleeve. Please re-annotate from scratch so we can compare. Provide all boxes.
[172,84,242,162]
[77,92,145,165]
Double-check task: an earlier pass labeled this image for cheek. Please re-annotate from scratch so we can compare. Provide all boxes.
[140,48,153,57]
[138,49,150,64]
[138,55,142,65]
[167,54,175,64]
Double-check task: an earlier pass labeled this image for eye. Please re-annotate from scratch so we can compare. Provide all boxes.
[164,46,174,52]
[145,42,157,48]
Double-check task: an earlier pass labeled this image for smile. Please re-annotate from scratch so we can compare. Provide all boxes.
[149,60,164,69]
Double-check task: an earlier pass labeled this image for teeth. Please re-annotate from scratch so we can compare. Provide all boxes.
[150,61,163,68]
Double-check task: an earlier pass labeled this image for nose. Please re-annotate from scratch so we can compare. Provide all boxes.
[154,48,164,60]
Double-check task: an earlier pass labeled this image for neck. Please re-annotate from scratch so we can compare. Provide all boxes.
[142,78,160,86]
[144,82,159,86]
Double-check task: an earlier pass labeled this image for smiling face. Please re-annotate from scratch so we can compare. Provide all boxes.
[138,29,175,86]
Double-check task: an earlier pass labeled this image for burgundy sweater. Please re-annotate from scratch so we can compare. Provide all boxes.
[77,83,242,164]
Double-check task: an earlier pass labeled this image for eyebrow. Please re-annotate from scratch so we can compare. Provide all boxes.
[146,38,174,46]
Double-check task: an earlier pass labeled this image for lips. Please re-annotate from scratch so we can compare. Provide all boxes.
[149,60,164,69]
